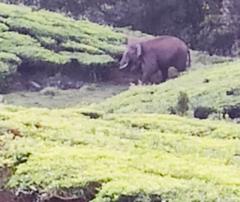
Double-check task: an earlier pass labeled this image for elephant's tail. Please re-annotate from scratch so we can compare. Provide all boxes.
[187,49,191,67]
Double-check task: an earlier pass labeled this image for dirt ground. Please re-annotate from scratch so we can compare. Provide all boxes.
[0,65,181,108]
[0,66,139,108]
[2,83,128,108]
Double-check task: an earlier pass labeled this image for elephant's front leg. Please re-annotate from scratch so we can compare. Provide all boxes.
[141,72,152,85]
[141,57,158,85]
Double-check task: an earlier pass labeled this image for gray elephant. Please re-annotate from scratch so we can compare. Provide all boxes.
[119,35,191,84]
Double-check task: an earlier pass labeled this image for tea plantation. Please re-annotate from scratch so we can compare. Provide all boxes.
[0,2,240,202]
[0,105,240,201]
[0,3,125,79]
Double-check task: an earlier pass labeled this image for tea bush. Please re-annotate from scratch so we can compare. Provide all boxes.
[0,105,240,200]
[0,3,125,78]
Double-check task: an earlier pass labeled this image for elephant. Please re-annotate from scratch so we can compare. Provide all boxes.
[119,35,191,84]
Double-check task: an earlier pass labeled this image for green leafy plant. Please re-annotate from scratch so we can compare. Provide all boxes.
[0,2,126,83]
[0,105,240,200]
[175,91,190,116]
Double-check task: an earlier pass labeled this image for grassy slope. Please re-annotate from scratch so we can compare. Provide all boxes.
[0,3,125,78]
[0,105,240,201]
[98,60,240,117]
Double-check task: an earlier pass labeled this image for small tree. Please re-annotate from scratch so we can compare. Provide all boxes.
[176,91,189,116]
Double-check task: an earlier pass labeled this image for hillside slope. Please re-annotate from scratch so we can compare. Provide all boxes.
[0,3,125,79]
[98,60,240,119]
[0,105,240,201]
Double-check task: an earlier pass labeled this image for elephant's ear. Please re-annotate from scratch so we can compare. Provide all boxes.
[136,43,142,58]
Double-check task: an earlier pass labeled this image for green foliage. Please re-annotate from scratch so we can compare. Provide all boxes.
[0,3,125,79]
[175,91,189,116]
[0,105,240,200]
[0,52,21,90]
[61,41,104,54]
[0,23,8,32]
[190,50,233,68]
[0,31,69,64]
[98,60,240,119]
[60,52,114,66]
[37,36,57,47]
[0,52,21,74]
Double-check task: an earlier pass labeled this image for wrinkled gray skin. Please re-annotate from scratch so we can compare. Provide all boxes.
[119,36,191,84]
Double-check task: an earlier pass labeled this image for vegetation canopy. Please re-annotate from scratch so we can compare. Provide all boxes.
[0,3,125,79]
[0,105,240,201]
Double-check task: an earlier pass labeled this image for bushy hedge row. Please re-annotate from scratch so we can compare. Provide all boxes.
[0,105,240,200]
[0,3,125,78]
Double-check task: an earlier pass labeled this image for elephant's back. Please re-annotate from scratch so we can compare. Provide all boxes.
[144,36,187,50]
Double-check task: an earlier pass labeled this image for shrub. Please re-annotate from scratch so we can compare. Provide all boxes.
[175,91,190,116]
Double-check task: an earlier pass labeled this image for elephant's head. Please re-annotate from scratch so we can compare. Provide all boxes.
[119,43,142,71]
